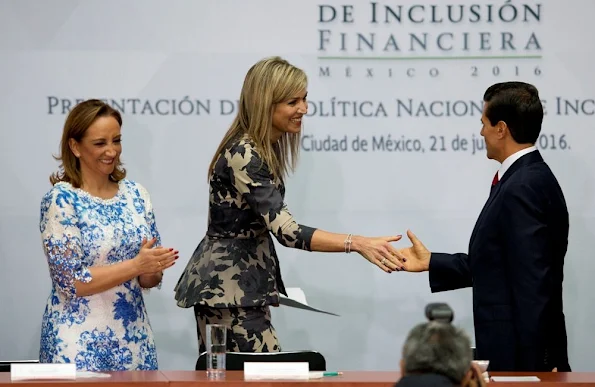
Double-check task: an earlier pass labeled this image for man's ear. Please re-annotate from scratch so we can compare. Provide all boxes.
[496,121,508,140]
[399,359,405,374]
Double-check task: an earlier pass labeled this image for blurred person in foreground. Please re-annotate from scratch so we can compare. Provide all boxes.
[396,321,485,387]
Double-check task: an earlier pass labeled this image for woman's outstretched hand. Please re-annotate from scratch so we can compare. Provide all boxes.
[352,234,407,273]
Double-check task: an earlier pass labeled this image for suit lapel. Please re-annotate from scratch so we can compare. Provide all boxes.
[469,184,502,246]
[469,151,544,247]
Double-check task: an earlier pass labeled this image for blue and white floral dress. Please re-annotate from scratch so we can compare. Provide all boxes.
[39,179,160,371]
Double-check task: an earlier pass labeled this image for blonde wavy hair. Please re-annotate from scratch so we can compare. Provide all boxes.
[50,99,126,187]
[208,56,308,180]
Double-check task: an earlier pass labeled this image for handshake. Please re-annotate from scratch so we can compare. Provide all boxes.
[349,230,430,274]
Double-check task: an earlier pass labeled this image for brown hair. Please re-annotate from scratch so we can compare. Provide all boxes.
[50,99,126,187]
[208,56,307,180]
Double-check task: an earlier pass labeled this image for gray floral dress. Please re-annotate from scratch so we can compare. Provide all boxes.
[174,134,316,352]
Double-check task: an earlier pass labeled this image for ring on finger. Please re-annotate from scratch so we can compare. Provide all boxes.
[381,258,387,265]
[158,261,162,267]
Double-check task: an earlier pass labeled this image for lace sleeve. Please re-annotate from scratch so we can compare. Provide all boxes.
[135,182,163,290]
[40,186,92,299]
[137,184,162,247]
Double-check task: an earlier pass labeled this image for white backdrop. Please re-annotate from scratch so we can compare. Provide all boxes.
[1,0,594,372]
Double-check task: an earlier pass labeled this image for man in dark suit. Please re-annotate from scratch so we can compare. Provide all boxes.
[399,82,571,372]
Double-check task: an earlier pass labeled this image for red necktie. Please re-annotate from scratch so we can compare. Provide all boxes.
[491,172,499,186]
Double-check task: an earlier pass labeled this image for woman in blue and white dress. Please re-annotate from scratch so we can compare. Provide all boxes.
[39,99,178,371]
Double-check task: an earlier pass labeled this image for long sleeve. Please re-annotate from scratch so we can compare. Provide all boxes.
[429,252,473,292]
[227,142,316,250]
[40,186,92,299]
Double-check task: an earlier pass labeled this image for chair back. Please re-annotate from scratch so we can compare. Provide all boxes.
[196,351,326,371]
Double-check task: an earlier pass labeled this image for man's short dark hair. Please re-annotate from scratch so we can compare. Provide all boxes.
[483,81,543,144]
[402,322,472,384]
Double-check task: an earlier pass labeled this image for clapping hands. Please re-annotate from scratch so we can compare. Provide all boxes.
[134,237,178,275]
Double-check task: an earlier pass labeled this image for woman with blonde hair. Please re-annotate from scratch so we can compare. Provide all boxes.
[39,99,178,370]
[174,57,405,354]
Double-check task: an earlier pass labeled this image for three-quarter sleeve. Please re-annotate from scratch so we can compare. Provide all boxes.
[39,187,92,299]
[133,182,163,290]
[227,142,316,250]
[136,183,162,247]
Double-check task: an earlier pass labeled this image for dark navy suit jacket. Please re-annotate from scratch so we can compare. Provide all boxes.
[429,150,570,372]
